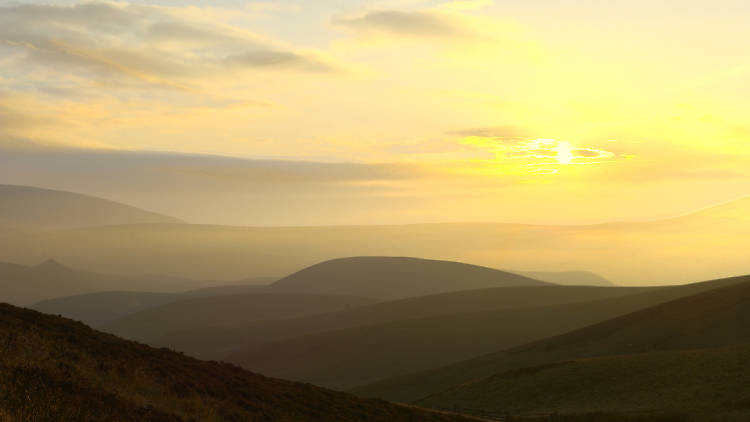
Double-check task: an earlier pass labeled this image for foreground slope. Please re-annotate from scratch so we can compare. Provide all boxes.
[0,303,475,422]
[0,184,183,230]
[418,345,750,419]
[353,275,750,402]
[265,257,550,299]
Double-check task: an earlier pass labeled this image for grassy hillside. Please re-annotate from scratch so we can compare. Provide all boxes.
[0,259,216,306]
[0,184,183,230]
[223,275,750,389]
[417,345,750,420]
[103,293,380,345]
[147,285,650,359]
[265,257,550,300]
[0,303,477,422]
[229,304,643,390]
[353,275,750,403]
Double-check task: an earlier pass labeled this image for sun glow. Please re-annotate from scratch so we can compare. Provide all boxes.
[554,141,575,165]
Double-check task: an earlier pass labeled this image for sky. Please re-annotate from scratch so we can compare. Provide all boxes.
[1,0,749,225]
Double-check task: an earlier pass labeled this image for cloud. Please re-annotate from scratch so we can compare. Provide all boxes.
[0,1,333,91]
[0,104,60,132]
[448,126,530,140]
[439,0,494,12]
[224,51,332,72]
[0,146,425,189]
[245,2,301,14]
[461,136,617,166]
[0,145,431,224]
[333,10,462,38]
[574,149,604,158]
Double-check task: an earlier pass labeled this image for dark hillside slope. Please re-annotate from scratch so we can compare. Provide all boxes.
[30,278,281,328]
[0,303,477,422]
[354,275,750,403]
[266,257,550,299]
[103,293,380,345]
[153,285,650,359]
[31,291,188,327]
[0,184,182,230]
[418,345,750,419]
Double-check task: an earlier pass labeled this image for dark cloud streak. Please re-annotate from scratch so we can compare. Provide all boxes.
[333,10,461,37]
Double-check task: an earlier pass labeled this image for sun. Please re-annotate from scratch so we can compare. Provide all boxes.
[554,141,575,165]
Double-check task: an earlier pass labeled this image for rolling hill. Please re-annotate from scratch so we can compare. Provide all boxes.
[0,184,183,230]
[126,285,649,359]
[0,259,216,306]
[102,293,381,345]
[0,260,93,306]
[353,275,750,404]
[184,277,278,297]
[31,291,188,327]
[0,303,477,422]
[510,270,614,286]
[264,257,550,300]
[31,277,280,328]
[228,304,644,390]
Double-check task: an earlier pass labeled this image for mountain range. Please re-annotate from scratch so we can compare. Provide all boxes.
[2,185,749,285]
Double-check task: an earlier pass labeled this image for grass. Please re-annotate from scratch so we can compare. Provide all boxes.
[417,345,750,420]
[0,303,476,421]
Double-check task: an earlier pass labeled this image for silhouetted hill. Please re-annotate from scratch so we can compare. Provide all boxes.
[0,303,476,422]
[0,184,183,230]
[353,275,750,403]
[144,285,649,359]
[31,291,187,327]
[417,345,750,420]
[265,257,550,300]
[103,293,381,346]
[0,260,93,305]
[511,270,614,286]
[31,278,281,328]
[0,259,216,306]
[184,277,278,297]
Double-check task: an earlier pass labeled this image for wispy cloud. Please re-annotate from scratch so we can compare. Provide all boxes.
[439,0,494,12]
[0,1,333,92]
[461,136,617,168]
[332,10,463,38]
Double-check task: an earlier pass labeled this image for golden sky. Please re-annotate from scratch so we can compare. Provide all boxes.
[1,0,749,225]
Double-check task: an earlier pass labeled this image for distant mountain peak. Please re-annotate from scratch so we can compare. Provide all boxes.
[35,258,70,271]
